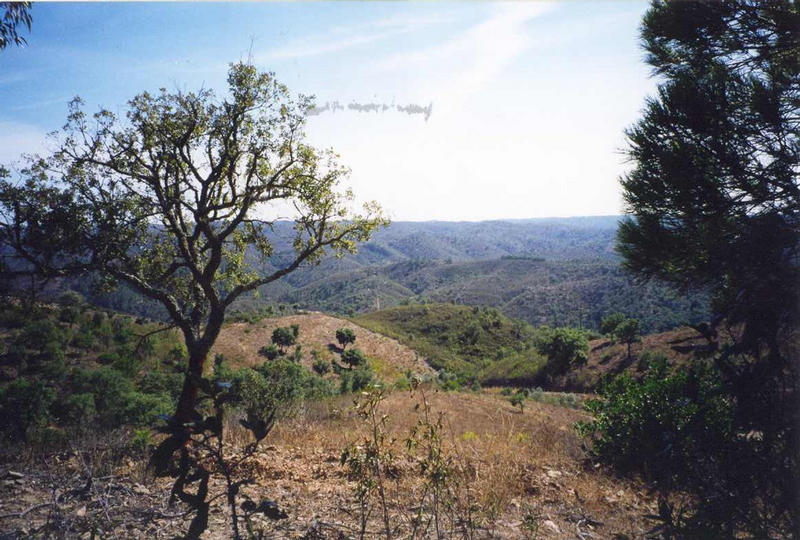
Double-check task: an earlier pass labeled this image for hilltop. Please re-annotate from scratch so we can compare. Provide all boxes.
[212,312,434,382]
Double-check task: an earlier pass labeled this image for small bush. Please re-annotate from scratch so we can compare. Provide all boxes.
[339,365,374,393]
[335,327,356,349]
[60,392,97,426]
[130,428,154,455]
[341,348,368,370]
[0,377,56,440]
[271,327,296,352]
[59,306,80,325]
[258,343,280,360]
[59,291,85,307]
[312,358,330,375]
[600,312,626,336]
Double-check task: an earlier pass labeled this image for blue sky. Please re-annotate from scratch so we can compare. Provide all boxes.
[0,1,656,221]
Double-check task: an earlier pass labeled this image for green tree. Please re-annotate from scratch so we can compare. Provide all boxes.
[615,1,799,535]
[335,327,356,349]
[600,312,626,336]
[271,327,296,353]
[614,318,640,360]
[535,326,588,375]
[341,348,367,370]
[0,62,386,425]
[0,2,31,49]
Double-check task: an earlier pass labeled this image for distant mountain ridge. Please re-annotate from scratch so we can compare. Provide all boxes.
[66,215,709,332]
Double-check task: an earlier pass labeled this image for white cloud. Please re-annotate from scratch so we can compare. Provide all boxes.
[261,14,450,61]
[376,3,555,110]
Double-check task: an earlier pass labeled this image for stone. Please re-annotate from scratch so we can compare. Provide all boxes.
[543,520,561,533]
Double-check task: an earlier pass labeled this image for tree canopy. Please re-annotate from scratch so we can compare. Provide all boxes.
[618,0,799,354]
[0,62,387,421]
[335,327,356,349]
[616,0,798,534]
[0,2,31,49]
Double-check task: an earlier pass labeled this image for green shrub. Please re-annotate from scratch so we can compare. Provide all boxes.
[112,350,142,378]
[291,344,303,362]
[71,324,96,349]
[112,317,133,344]
[130,428,154,455]
[60,392,97,426]
[40,344,67,380]
[97,352,119,365]
[577,359,733,485]
[237,358,334,418]
[271,327,296,352]
[637,350,667,372]
[535,326,588,375]
[0,305,28,329]
[137,371,184,400]
[340,348,368,370]
[19,319,67,351]
[510,389,526,412]
[339,365,374,394]
[600,312,626,336]
[258,343,280,360]
[59,306,80,325]
[335,327,356,349]
[437,370,461,391]
[91,311,106,328]
[72,367,136,427]
[123,392,174,425]
[166,344,187,362]
[59,291,85,307]
[394,374,411,391]
[0,377,56,440]
[312,358,330,375]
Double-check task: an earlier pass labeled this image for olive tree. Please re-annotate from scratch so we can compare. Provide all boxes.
[0,62,387,424]
[335,327,356,349]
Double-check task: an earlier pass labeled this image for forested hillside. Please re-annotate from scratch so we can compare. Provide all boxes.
[62,217,709,333]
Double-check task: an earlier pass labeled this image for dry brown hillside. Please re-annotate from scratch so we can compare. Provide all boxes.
[212,312,435,381]
[0,389,663,538]
[556,326,721,391]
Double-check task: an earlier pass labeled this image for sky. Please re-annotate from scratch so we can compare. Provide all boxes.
[0,1,657,221]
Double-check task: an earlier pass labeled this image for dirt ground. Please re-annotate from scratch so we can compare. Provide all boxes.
[0,389,662,539]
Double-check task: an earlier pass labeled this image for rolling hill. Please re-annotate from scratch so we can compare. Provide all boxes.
[58,216,709,333]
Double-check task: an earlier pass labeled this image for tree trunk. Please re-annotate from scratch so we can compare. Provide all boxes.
[175,347,208,423]
[173,310,225,424]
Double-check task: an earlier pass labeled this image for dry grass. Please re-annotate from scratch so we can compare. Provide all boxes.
[222,389,660,538]
[0,390,662,538]
[212,313,435,381]
[552,325,732,391]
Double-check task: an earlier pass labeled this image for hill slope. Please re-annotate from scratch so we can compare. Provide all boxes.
[58,216,709,333]
[212,312,434,382]
[353,304,547,385]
